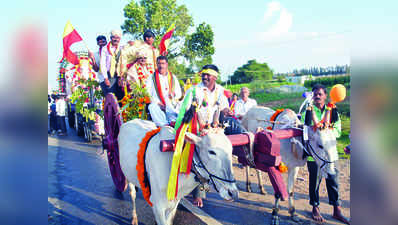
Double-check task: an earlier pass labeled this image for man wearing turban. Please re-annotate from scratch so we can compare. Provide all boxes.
[99,29,123,97]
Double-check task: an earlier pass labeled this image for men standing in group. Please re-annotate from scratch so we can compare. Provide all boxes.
[301,84,349,224]
[234,87,257,120]
[146,56,181,126]
[99,29,123,97]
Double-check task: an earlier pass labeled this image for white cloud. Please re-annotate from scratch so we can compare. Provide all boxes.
[263,1,281,22]
[258,2,293,41]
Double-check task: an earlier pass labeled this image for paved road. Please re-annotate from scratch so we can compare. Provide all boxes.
[48,122,347,225]
[48,127,205,225]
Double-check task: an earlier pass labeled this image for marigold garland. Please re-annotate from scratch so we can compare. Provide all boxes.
[266,109,285,130]
[136,127,161,207]
[278,162,288,173]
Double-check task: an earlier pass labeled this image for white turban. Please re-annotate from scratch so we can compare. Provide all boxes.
[110,29,122,38]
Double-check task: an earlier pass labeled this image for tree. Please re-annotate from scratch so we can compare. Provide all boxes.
[121,0,215,75]
[121,0,193,53]
[183,23,215,70]
[230,60,273,84]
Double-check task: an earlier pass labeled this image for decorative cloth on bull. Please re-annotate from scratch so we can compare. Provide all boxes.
[136,127,162,206]
[167,87,199,200]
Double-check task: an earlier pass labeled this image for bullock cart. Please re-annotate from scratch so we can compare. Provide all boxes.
[101,91,299,200]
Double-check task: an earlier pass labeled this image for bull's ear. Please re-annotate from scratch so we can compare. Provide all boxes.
[184,132,202,145]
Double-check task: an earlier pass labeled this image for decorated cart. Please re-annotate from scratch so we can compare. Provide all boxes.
[64,52,105,142]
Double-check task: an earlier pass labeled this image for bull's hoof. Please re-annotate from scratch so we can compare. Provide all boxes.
[259,186,266,195]
[131,215,138,225]
[271,215,280,225]
[290,214,300,222]
[246,184,252,193]
[288,207,300,222]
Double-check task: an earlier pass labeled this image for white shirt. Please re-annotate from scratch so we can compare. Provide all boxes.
[56,99,67,116]
[100,44,121,80]
[183,83,229,124]
[146,72,182,112]
[234,98,257,117]
[94,50,105,82]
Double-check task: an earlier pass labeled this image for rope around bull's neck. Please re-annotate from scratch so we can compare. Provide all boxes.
[192,146,236,193]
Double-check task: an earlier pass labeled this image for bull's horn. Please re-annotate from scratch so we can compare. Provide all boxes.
[212,105,220,127]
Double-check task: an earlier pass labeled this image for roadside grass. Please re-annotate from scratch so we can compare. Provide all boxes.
[337,116,351,159]
[225,80,295,94]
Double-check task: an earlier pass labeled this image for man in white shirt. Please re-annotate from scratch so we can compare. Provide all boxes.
[146,56,182,126]
[180,64,232,207]
[234,87,257,120]
[99,30,123,98]
[89,35,107,80]
[56,94,67,135]
[182,65,231,127]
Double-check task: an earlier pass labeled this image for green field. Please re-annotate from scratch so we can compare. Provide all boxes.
[227,80,351,159]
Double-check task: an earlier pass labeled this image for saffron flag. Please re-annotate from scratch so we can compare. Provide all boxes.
[60,21,83,65]
[159,23,175,55]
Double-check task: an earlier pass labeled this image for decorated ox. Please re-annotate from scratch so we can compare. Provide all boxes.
[118,119,239,225]
[241,106,339,223]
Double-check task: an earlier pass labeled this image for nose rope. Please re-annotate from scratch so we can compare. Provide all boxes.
[192,147,236,193]
[306,142,333,170]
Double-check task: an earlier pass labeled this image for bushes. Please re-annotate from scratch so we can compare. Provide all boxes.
[304,75,350,88]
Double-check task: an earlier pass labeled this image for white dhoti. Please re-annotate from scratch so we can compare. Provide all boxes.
[148,103,178,126]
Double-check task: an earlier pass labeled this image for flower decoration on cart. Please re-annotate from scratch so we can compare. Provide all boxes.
[118,82,151,122]
[69,55,103,122]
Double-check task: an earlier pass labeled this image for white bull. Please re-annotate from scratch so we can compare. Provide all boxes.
[118,119,239,225]
[241,106,339,223]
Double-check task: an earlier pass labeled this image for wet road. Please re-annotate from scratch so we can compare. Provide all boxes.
[48,127,205,225]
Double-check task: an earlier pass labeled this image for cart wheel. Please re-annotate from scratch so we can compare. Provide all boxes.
[103,93,127,192]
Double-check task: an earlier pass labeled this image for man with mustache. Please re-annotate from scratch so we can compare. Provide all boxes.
[179,64,232,207]
[99,29,123,98]
[301,84,349,224]
[146,56,181,126]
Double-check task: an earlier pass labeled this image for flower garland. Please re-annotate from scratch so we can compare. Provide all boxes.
[135,63,153,87]
[278,162,288,173]
[266,109,285,130]
[136,127,161,207]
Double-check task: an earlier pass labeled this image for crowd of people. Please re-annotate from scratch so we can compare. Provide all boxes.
[61,28,348,224]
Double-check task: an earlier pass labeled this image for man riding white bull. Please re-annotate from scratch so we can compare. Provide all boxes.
[178,64,235,206]
[301,84,349,224]
[146,56,181,126]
